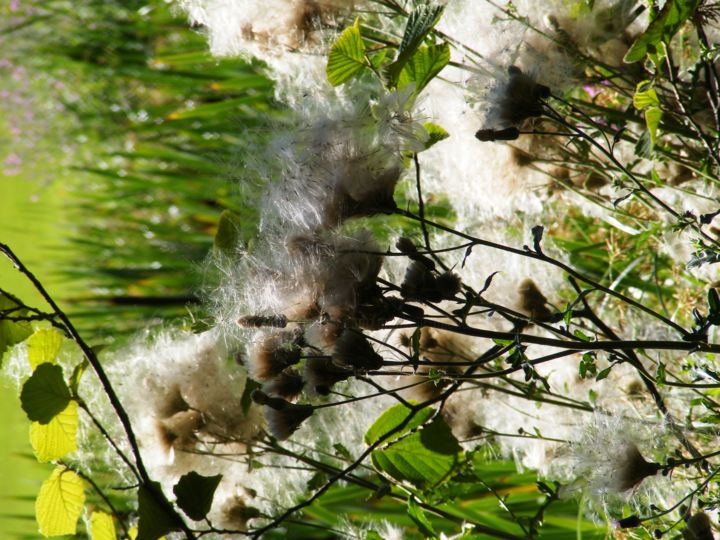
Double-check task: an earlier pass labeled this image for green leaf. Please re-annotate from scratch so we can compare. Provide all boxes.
[423,122,449,149]
[579,353,596,379]
[213,210,242,258]
[27,328,64,370]
[645,106,663,145]
[634,129,653,158]
[633,81,660,109]
[90,511,116,540]
[656,362,667,384]
[596,366,612,381]
[30,400,78,462]
[386,5,445,85]
[397,43,451,95]
[326,20,367,86]
[0,293,33,358]
[407,496,437,538]
[69,359,88,395]
[241,378,262,415]
[173,471,223,521]
[35,466,85,537]
[371,416,461,488]
[364,402,433,445]
[21,363,72,425]
[573,329,592,342]
[624,0,702,63]
[138,482,180,540]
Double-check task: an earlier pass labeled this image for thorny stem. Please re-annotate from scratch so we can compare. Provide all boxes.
[567,277,701,458]
[405,314,712,353]
[542,98,683,219]
[395,208,690,336]
[0,243,196,540]
[664,51,720,171]
[638,464,720,522]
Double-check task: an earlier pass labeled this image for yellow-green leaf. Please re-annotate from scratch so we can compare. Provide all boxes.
[36,466,85,537]
[423,122,449,149]
[645,106,663,145]
[91,511,116,540]
[30,400,78,462]
[27,328,63,370]
[633,81,660,110]
[397,43,450,95]
[326,20,367,86]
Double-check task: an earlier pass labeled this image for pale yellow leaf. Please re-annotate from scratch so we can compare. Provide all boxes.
[35,465,85,537]
[91,511,116,540]
[27,328,63,370]
[30,401,78,462]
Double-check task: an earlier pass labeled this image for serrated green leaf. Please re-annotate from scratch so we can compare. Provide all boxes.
[173,471,222,521]
[30,400,78,462]
[633,81,659,109]
[138,482,179,540]
[423,122,449,149]
[213,209,242,258]
[364,402,432,445]
[21,363,72,425]
[645,106,663,145]
[35,466,85,537]
[90,511,116,540]
[0,293,33,359]
[386,5,445,85]
[371,416,461,488]
[398,43,450,95]
[27,329,63,370]
[408,496,437,538]
[326,20,367,86]
[624,0,702,62]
